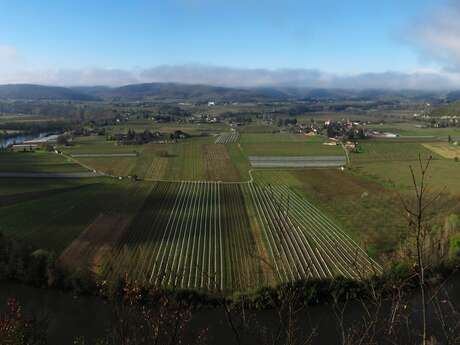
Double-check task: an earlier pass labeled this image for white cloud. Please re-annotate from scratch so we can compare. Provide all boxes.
[0,43,457,89]
[0,64,457,90]
[332,71,455,90]
[139,65,324,88]
[0,64,456,90]
[406,1,460,71]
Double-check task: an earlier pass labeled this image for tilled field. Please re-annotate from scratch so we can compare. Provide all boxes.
[215,132,240,144]
[243,183,381,280]
[102,181,263,291]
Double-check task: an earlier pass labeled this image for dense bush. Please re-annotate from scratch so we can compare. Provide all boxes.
[1,231,459,311]
[0,233,58,288]
[0,298,48,345]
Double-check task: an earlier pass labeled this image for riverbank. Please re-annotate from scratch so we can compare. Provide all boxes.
[3,270,460,345]
[0,132,60,149]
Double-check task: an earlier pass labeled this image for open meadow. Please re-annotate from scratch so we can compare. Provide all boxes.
[349,140,460,192]
[240,133,343,156]
[0,151,87,173]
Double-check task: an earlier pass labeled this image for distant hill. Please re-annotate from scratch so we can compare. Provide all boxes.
[0,83,450,103]
[432,100,460,117]
[247,88,445,102]
[446,91,460,103]
[76,83,444,102]
[84,83,294,102]
[0,84,99,101]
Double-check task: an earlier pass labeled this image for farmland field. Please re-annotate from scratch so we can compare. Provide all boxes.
[0,177,90,196]
[215,131,240,144]
[369,122,460,138]
[101,182,266,291]
[243,181,380,280]
[65,136,246,181]
[352,159,460,193]
[351,141,437,163]
[240,133,343,156]
[252,169,408,257]
[0,172,382,292]
[0,178,152,253]
[112,120,229,136]
[3,120,460,294]
[96,179,380,291]
[0,151,87,173]
[350,141,460,193]
[423,143,460,159]
[248,155,346,168]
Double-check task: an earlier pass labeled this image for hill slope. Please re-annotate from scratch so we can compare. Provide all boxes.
[0,84,99,101]
[90,83,291,102]
[0,83,450,103]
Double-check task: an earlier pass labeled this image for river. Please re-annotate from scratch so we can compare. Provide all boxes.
[0,134,36,148]
[0,282,353,344]
[2,277,460,345]
[0,132,59,148]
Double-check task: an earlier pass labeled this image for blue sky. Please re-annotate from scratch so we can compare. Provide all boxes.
[1,0,459,88]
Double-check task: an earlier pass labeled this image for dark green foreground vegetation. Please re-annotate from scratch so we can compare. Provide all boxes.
[2,226,460,345]
[0,225,457,309]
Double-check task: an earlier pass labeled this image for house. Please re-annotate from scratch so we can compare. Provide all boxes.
[344,141,357,150]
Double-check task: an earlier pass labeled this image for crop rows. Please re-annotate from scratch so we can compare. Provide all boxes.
[104,181,259,291]
[102,179,381,291]
[215,132,240,144]
[243,182,381,281]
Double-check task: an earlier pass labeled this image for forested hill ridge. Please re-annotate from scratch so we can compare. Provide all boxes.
[432,98,460,117]
[0,84,99,101]
[1,82,460,103]
[76,83,293,102]
[66,84,460,102]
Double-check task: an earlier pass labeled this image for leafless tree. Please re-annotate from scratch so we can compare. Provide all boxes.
[222,287,317,345]
[95,279,207,345]
[399,155,445,345]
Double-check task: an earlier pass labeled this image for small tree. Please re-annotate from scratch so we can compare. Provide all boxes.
[399,155,444,345]
[57,134,70,146]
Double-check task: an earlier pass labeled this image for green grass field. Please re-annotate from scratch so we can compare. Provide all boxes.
[240,133,343,156]
[111,120,229,136]
[350,141,460,193]
[252,169,406,258]
[370,122,460,138]
[351,159,460,193]
[352,142,437,163]
[63,136,248,181]
[0,178,93,196]
[0,178,152,253]
[0,151,87,173]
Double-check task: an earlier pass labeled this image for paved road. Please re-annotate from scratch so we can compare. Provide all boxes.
[0,172,104,178]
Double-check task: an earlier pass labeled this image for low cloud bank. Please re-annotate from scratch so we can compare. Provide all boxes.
[406,1,460,73]
[0,64,456,90]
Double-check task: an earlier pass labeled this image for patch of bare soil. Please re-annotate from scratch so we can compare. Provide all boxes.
[59,213,131,273]
[202,144,240,181]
